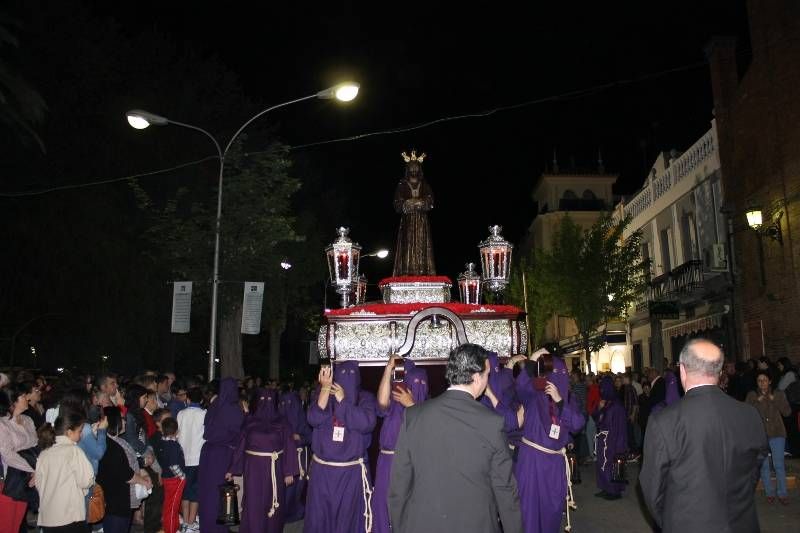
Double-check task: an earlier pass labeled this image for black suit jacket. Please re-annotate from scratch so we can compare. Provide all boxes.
[640,385,767,533]
[389,389,522,533]
[648,376,666,411]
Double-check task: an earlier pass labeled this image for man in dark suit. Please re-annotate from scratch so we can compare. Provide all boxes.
[388,343,522,533]
[640,338,767,533]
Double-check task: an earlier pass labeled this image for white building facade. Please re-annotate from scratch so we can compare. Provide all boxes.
[620,119,734,369]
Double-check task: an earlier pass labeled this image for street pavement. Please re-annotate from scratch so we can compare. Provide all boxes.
[32,457,796,532]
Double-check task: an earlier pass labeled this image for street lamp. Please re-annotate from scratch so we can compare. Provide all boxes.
[745,206,782,244]
[362,249,389,259]
[127,81,359,381]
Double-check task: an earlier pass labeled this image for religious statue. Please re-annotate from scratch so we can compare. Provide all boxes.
[393,150,436,276]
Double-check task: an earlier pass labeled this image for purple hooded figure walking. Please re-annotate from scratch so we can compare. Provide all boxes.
[278,390,312,523]
[227,388,299,533]
[198,378,245,533]
[304,360,377,533]
[594,376,628,500]
[514,349,585,533]
[373,356,429,533]
[651,370,680,415]
[481,352,522,447]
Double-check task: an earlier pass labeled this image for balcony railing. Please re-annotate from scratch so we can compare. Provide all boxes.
[632,260,705,314]
[624,128,717,221]
[668,259,704,295]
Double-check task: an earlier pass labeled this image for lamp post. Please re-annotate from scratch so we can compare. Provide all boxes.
[127,82,359,381]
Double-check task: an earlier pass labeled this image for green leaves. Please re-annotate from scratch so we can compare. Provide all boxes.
[511,212,649,352]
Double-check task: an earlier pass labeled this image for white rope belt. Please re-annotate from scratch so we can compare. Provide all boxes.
[312,455,373,533]
[594,431,610,473]
[246,449,284,517]
[296,447,307,479]
[521,437,577,532]
[380,449,395,455]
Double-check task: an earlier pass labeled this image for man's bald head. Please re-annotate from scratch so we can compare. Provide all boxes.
[679,339,724,382]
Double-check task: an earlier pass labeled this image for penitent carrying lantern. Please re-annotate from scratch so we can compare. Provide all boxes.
[216,481,240,525]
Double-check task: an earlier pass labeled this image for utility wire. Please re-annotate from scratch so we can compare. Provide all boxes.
[1,60,709,198]
[289,60,708,151]
[0,155,219,198]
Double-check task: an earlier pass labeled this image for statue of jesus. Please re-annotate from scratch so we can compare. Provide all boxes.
[393,150,436,276]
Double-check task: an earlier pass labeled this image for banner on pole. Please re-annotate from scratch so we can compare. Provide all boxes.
[171,282,192,333]
[241,281,265,335]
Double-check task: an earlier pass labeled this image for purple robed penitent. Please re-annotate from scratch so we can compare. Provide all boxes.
[199,378,245,533]
[373,361,429,533]
[279,390,312,523]
[594,377,628,495]
[228,389,299,533]
[514,357,585,533]
[304,361,377,533]
[480,353,522,444]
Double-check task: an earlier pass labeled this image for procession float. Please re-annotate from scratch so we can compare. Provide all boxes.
[318,150,529,366]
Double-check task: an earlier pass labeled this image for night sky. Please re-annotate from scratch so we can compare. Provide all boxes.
[93,0,749,281]
[0,0,751,372]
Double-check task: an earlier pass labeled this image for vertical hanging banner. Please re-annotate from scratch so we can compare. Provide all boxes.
[241,282,265,335]
[171,282,192,333]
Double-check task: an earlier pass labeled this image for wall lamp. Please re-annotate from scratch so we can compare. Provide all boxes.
[746,208,782,244]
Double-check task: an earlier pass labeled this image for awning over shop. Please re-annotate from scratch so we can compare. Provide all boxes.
[662,312,724,338]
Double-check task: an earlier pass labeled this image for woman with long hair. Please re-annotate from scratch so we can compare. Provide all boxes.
[746,371,791,505]
[0,384,39,533]
[123,385,149,457]
[96,407,153,533]
[34,411,95,532]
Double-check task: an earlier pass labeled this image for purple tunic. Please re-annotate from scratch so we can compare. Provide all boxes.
[199,378,245,533]
[373,361,429,533]
[594,377,628,495]
[481,353,522,439]
[304,361,377,533]
[279,391,312,523]
[514,357,585,533]
[229,389,299,533]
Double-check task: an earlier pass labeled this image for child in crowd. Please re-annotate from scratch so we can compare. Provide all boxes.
[37,422,56,451]
[176,388,205,532]
[34,412,95,532]
[143,392,159,439]
[156,417,186,533]
[149,408,171,449]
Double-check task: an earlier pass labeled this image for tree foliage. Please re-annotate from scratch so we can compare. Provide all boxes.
[131,138,304,378]
[512,213,649,358]
[0,12,46,151]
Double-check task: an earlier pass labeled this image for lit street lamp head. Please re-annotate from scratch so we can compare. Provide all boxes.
[126,109,169,129]
[316,82,360,102]
[363,249,390,258]
[746,208,763,229]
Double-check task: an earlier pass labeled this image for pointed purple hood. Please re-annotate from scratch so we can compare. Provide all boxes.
[334,360,361,404]
[403,359,429,405]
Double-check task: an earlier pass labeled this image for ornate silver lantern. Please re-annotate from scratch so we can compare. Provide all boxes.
[325,227,362,307]
[457,262,482,304]
[478,225,513,297]
[354,274,368,305]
